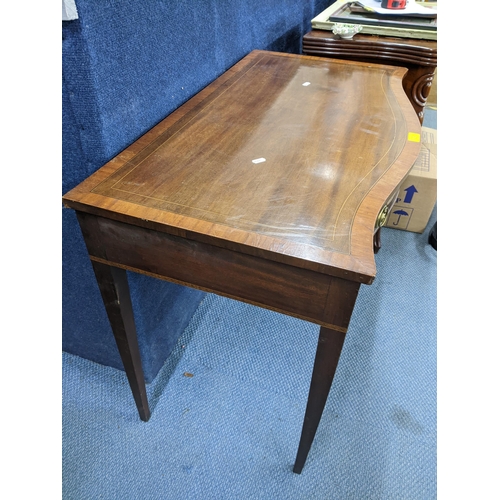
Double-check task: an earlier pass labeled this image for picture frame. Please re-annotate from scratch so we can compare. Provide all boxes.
[311,0,437,40]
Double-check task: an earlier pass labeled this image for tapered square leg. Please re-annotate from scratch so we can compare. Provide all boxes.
[90,260,151,422]
[76,211,151,422]
[293,326,347,474]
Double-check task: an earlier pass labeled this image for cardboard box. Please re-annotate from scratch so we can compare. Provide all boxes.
[386,127,437,233]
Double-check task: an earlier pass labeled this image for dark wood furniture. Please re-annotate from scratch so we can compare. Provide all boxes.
[302,30,437,123]
[62,50,421,473]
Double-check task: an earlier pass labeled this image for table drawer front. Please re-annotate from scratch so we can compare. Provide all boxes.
[82,214,346,327]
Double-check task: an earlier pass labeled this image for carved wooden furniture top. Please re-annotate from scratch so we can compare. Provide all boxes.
[63,50,421,285]
[303,30,437,67]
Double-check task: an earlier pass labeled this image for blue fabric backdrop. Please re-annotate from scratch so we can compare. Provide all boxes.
[62,0,333,382]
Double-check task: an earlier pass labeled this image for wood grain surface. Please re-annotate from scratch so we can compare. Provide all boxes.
[302,31,437,123]
[303,31,437,66]
[63,50,421,284]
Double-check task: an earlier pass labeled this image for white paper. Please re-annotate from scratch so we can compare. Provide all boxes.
[62,0,78,20]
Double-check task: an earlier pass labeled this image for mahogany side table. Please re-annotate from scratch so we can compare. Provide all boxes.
[63,50,421,473]
[302,30,437,123]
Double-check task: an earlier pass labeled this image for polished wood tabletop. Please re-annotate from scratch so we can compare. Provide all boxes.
[303,30,437,64]
[65,50,420,282]
[302,30,437,123]
[63,50,421,473]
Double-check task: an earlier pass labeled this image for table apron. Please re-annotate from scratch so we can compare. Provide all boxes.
[77,212,360,333]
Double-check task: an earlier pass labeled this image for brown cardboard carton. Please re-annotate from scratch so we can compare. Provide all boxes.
[386,127,437,233]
